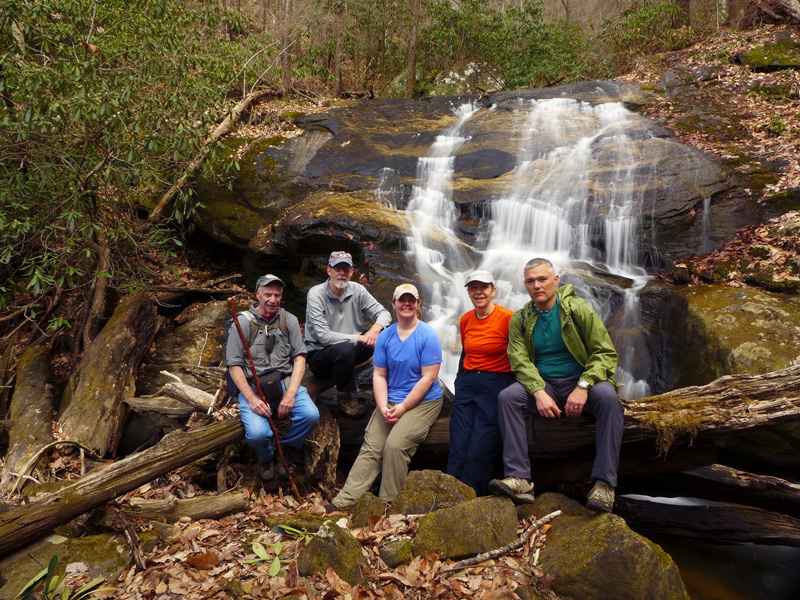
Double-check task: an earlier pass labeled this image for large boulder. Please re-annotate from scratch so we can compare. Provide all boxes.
[412,496,518,560]
[193,82,747,279]
[661,284,800,389]
[526,494,687,600]
[389,469,476,515]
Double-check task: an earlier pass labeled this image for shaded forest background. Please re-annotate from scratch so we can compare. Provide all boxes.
[0,0,796,382]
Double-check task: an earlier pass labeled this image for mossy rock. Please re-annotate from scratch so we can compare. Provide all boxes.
[296,520,367,586]
[389,470,476,515]
[0,533,133,599]
[379,537,414,568]
[412,496,517,560]
[352,492,387,528]
[736,38,800,72]
[534,494,687,600]
[662,285,800,388]
[264,512,332,534]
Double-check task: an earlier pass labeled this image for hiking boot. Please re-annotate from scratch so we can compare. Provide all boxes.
[275,457,288,478]
[586,481,615,513]
[488,477,535,505]
[260,461,276,482]
[337,393,367,419]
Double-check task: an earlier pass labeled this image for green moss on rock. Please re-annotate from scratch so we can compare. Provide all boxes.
[413,496,517,560]
[535,494,687,600]
[390,470,476,515]
[379,537,414,568]
[662,285,800,389]
[297,520,367,586]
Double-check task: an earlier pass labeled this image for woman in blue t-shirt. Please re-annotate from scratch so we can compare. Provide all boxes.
[329,283,443,508]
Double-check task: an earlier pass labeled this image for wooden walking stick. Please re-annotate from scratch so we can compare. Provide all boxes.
[227,299,302,501]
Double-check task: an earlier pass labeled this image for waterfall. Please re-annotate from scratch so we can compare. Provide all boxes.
[403,98,662,399]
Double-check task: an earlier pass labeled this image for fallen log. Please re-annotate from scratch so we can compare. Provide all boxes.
[0,362,372,556]
[616,495,800,546]
[336,364,800,480]
[59,292,158,457]
[0,419,244,557]
[119,490,249,523]
[619,464,800,519]
[0,347,55,492]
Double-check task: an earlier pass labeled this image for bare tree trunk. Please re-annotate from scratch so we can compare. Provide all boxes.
[333,0,344,96]
[675,0,690,25]
[559,0,571,24]
[147,89,274,223]
[281,0,292,95]
[405,0,420,99]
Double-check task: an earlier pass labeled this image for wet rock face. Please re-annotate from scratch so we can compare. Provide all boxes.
[193,82,745,286]
[661,285,800,389]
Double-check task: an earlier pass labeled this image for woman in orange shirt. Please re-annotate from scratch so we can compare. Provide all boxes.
[446,270,515,495]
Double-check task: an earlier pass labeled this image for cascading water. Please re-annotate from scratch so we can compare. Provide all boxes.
[404,98,664,399]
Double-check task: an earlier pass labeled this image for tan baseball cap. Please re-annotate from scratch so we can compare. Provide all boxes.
[392,283,420,301]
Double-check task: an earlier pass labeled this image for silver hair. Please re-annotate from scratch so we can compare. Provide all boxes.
[523,257,555,274]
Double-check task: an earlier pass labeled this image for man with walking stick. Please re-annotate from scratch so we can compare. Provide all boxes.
[227,275,319,482]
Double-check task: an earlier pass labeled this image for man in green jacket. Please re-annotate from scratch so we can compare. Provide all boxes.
[488,257,624,513]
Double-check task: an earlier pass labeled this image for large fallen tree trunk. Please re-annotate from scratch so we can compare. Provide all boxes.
[0,346,55,492]
[619,464,800,519]
[337,364,800,475]
[59,292,158,457]
[616,495,800,546]
[298,357,791,493]
[0,419,244,557]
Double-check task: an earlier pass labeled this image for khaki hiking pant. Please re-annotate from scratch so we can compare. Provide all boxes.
[333,397,443,506]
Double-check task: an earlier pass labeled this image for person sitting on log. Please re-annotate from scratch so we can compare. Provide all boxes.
[488,258,624,513]
[446,270,515,496]
[227,274,320,481]
[327,283,443,509]
[305,250,392,419]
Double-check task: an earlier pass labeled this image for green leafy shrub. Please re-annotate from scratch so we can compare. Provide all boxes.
[0,0,273,310]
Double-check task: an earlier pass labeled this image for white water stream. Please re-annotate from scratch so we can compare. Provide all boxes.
[402,98,664,399]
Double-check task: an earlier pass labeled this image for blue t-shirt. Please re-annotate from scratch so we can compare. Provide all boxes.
[373,321,443,404]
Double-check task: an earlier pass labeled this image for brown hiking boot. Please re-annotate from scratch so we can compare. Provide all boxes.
[586,481,615,513]
[488,477,535,504]
[337,393,367,419]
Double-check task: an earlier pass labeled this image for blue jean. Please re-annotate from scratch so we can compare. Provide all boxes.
[447,370,516,495]
[238,383,320,465]
[497,375,624,487]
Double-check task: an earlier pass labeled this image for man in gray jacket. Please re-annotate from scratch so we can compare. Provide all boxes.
[305,251,392,418]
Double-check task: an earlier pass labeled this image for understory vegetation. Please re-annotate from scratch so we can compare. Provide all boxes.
[0,0,781,351]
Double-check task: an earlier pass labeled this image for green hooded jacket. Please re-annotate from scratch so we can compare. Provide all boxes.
[507,284,618,396]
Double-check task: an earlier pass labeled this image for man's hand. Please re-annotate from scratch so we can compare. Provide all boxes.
[278,388,297,419]
[534,390,561,418]
[248,394,272,418]
[359,323,383,347]
[565,386,588,418]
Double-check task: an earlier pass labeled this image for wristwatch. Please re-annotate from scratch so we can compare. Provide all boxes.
[578,380,590,390]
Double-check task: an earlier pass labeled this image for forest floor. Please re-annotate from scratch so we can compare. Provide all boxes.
[6,24,800,600]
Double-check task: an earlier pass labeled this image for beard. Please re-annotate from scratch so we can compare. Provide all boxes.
[332,278,349,290]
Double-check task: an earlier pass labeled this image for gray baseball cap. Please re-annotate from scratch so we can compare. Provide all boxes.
[255,274,285,291]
